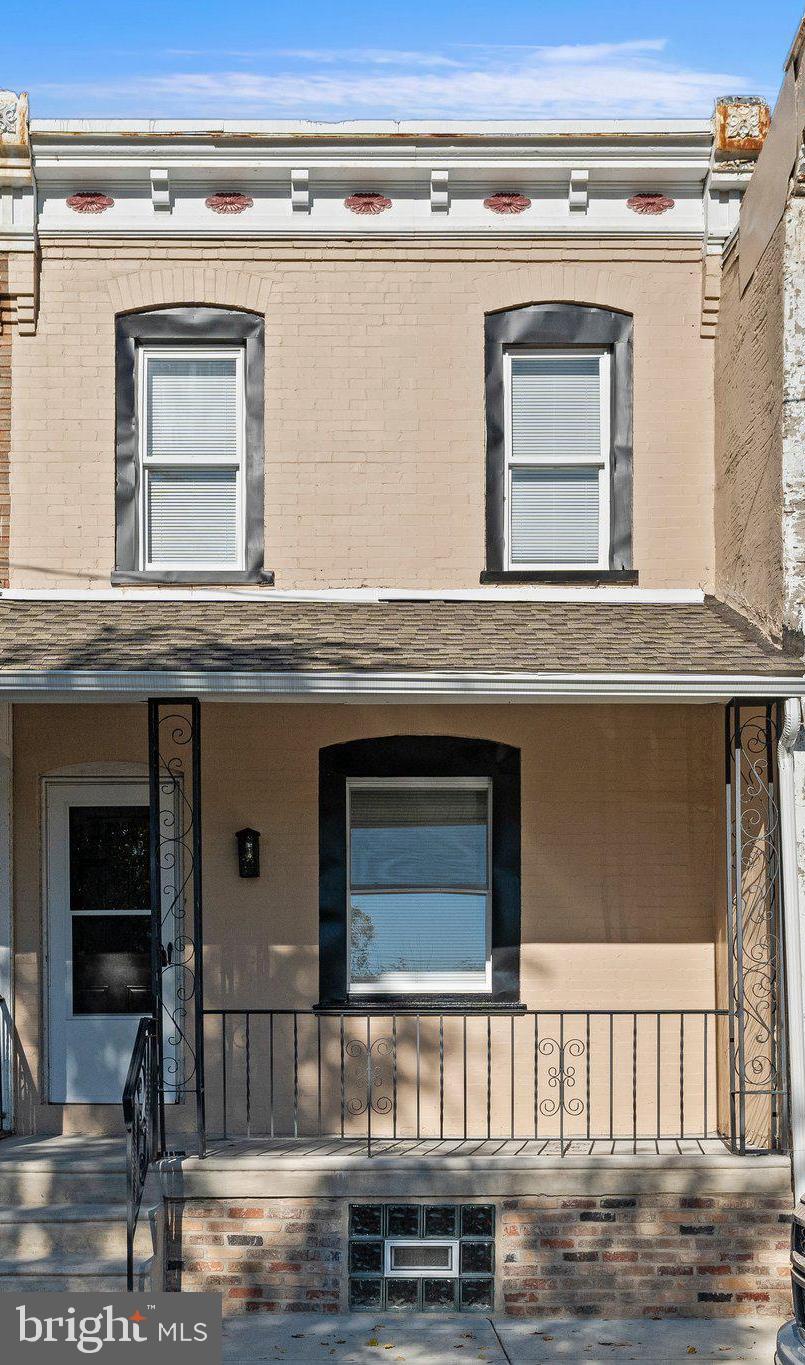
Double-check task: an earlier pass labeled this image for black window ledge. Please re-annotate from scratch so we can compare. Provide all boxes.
[111,569,275,586]
[480,569,639,586]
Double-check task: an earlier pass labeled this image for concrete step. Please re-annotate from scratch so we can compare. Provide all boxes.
[0,1169,129,1205]
[0,1138,160,1206]
[0,1203,157,1260]
[0,1256,152,1292]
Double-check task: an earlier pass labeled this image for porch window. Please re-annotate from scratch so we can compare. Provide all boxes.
[347,780,491,994]
[505,350,610,569]
[319,736,520,1007]
[139,347,244,571]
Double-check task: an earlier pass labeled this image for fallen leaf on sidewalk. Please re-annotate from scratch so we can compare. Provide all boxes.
[687,1350,698,1356]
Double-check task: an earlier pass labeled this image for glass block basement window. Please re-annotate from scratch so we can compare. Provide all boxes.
[348,1203,495,1312]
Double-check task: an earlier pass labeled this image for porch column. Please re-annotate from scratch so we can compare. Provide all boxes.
[779,697,805,1198]
[148,698,206,1158]
[725,701,788,1155]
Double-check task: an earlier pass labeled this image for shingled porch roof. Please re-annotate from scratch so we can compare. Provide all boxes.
[0,596,799,679]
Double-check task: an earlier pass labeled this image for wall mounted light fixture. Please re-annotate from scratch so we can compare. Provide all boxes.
[236,827,261,878]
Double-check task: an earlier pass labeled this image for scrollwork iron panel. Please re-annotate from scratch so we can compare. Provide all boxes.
[148,699,206,1156]
[725,701,788,1154]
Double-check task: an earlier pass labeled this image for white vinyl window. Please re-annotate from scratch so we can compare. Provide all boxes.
[504,348,610,570]
[347,778,492,995]
[137,346,245,572]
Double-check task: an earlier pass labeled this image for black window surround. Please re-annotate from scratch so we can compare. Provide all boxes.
[113,306,272,585]
[318,735,521,1009]
[482,302,634,585]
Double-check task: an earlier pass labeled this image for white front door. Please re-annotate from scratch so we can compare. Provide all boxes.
[46,779,152,1103]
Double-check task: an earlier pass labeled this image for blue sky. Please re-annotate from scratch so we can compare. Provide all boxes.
[5,0,803,120]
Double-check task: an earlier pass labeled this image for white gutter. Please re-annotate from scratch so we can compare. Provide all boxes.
[779,697,805,1200]
[0,669,802,704]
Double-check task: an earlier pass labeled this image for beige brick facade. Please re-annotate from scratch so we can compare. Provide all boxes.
[9,236,715,590]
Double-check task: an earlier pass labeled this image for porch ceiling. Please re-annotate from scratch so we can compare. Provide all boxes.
[0,596,800,699]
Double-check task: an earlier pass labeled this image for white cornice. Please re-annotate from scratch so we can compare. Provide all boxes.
[29,118,712,139]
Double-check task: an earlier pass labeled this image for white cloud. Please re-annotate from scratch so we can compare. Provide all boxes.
[38,40,757,118]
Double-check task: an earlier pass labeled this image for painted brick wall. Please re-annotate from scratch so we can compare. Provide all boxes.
[168,1199,343,1313]
[166,1192,792,1318]
[714,229,785,642]
[9,236,715,590]
[501,1194,792,1318]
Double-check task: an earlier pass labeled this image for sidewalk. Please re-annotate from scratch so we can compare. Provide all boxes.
[222,1313,782,1364]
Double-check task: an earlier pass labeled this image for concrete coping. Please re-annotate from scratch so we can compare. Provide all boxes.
[159,1150,793,1200]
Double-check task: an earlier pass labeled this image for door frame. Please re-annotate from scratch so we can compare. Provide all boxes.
[43,774,153,1104]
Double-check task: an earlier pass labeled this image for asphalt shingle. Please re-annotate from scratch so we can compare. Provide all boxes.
[0,597,798,676]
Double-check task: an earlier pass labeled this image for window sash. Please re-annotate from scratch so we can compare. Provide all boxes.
[346,778,492,995]
[503,347,610,571]
[137,345,246,572]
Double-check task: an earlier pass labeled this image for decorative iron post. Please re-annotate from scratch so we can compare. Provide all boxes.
[725,700,788,1154]
[148,698,207,1158]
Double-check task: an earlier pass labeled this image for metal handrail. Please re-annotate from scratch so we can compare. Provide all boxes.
[201,1006,753,1157]
[123,1016,159,1292]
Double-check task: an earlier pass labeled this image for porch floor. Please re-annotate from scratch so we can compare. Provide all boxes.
[203,1135,735,1160]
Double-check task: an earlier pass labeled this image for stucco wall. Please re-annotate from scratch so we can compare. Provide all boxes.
[714,226,785,641]
[11,700,723,1135]
[9,237,715,590]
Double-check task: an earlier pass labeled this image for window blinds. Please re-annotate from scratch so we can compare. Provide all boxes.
[142,351,242,569]
[350,786,488,889]
[510,466,600,565]
[510,354,601,461]
[146,355,239,460]
[508,352,604,566]
[146,469,238,566]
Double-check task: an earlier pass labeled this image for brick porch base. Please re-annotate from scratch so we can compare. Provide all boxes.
[163,1190,793,1317]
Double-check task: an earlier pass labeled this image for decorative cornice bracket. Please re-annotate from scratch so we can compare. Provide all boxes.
[150,167,171,213]
[291,167,310,213]
[430,168,449,213]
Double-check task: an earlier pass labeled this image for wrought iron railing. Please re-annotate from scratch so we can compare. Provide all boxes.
[122,1016,159,1291]
[201,1007,753,1156]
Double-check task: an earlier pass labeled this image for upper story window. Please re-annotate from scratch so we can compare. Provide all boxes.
[115,307,268,586]
[484,303,633,584]
[139,347,245,572]
[505,349,610,571]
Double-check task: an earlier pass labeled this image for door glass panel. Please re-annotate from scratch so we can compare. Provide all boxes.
[69,807,150,910]
[72,914,153,1015]
[69,805,152,1016]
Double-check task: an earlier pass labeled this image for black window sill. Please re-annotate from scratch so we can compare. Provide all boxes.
[480,569,638,585]
[315,998,526,1014]
[111,569,275,586]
